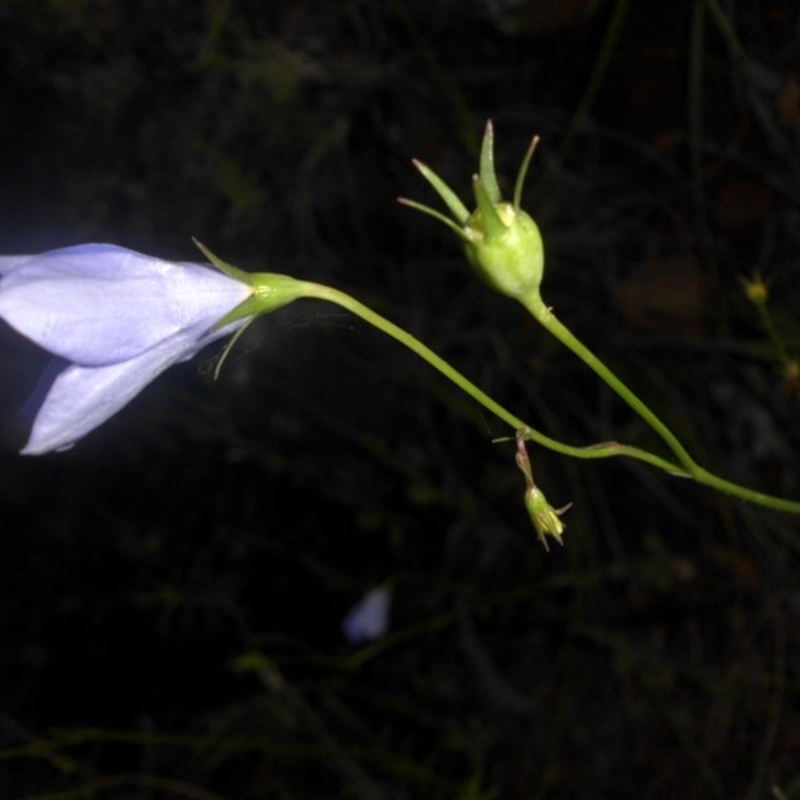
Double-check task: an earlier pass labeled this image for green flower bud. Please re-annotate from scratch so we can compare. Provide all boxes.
[523,485,569,552]
[463,200,543,299]
[400,121,544,304]
[515,430,571,551]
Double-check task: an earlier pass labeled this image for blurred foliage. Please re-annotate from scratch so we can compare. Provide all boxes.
[2,0,800,797]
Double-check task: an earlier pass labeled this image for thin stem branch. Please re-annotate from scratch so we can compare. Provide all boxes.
[522,293,800,514]
[298,281,691,474]
[524,295,696,471]
[291,281,800,514]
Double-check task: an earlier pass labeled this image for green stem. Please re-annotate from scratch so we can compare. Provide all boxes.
[704,0,746,61]
[267,279,800,513]
[297,281,692,475]
[523,294,696,471]
[521,293,800,514]
[557,0,631,164]
[755,303,791,365]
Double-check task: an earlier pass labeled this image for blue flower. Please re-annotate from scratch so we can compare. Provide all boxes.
[341,586,392,644]
[0,243,253,454]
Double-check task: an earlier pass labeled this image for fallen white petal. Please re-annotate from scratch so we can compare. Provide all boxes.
[342,586,391,644]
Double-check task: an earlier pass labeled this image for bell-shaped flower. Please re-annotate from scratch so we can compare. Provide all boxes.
[0,243,261,454]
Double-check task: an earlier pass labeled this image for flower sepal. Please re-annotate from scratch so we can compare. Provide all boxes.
[523,484,571,552]
[193,239,307,328]
[401,121,544,304]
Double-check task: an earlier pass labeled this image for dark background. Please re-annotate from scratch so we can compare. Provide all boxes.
[2,1,800,797]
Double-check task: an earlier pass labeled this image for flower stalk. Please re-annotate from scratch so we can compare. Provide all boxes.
[402,121,800,516]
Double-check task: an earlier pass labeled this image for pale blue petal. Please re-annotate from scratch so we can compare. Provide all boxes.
[0,255,36,274]
[342,587,391,644]
[21,319,246,455]
[0,244,251,366]
[19,357,71,422]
